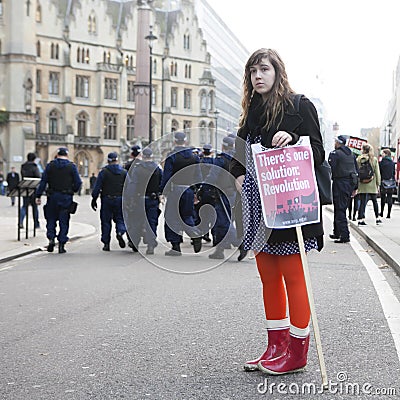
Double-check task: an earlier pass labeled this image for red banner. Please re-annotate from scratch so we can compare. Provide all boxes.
[346,136,368,155]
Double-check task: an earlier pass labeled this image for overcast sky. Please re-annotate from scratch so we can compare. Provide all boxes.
[206,0,400,136]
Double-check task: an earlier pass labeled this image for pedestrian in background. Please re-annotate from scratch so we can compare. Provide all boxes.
[91,152,127,252]
[0,170,4,196]
[160,131,203,256]
[124,145,141,171]
[230,48,325,375]
[35,147,82,253]
[328,135,358,243]
[379,148,396,219]
[357,143,381,226]
[126,147,163,255]
[89,173,97,194]
[6,167,20,206]
[20,152,41,229]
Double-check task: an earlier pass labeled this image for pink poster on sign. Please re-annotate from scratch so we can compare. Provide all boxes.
[252,138,320,229]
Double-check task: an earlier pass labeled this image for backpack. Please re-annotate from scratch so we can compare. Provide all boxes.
[358,158,374,183]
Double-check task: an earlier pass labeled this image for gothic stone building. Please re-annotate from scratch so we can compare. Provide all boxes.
[0,0,216,191]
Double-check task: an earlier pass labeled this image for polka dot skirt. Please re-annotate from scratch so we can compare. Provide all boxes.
[241,135,318,255]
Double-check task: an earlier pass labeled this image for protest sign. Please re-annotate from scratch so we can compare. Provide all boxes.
[346,136,368,156]
[251,137,320,229]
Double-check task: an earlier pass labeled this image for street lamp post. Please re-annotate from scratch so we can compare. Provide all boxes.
[214,109,220,151]
[387,123,392,147]
[145,26,157,144]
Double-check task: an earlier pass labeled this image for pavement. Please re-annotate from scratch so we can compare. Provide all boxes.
[0,194,97,263]
[1,193,399,275]
[326,201,400,276]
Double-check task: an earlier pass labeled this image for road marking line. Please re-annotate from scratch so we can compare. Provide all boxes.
[325,212,400,362]
[350,237,400,362]
[0,265,15,272]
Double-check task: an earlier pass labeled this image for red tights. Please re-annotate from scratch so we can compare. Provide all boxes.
[255,252,310,329]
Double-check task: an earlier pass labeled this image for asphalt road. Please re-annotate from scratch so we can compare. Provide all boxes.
[1,213,400,400]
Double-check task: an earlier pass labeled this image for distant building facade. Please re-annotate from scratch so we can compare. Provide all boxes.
[0,0,219,191]
[382,55,399,159]
[195,0,249,141]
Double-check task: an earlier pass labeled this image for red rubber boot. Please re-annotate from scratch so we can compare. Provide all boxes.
[258,333,310,375]
[243,321,290,372]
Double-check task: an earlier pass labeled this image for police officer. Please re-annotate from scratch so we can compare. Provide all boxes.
[91,152,127,251]
[328,135,358,243]
[124,145,141,171]
[195,143,215,243]
[160,131,203,256]
[126,147,162,255]
[202,136,240,259]
[35,147,82,253]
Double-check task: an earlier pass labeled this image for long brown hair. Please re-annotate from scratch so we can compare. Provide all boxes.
[239,48,295,130]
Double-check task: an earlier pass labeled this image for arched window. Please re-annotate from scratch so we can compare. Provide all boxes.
[36,3,42,22]
[35,109,41,134]
[151,85,156,106]
[81,48,85,63]
[55,44,59,60]
[86,49,90,64]
[208,90,215,111]
[103,51,107,63]
[50,43,54,59]
[208,122,215,145]
[75,152,89,177]
[36,41,41,57]
[153,59,157,75]
[49,110,59,134]
[77,112,88,137]
[88,16,92,33]
[130,56,133,67]
[92,16,97,34]
[200,90,207,112]
[77,47,81,63]
[183,34,190,50]
[170,62,178,77]
[127,115,135,140]
[199,121,207,145]
[184,64,191,79]
[171,119,179,133]
[107,51,111,64]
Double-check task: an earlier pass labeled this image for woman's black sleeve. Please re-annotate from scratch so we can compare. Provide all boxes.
[299,97,325,166]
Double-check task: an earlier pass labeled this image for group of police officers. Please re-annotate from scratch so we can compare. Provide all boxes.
[35,132,247,261]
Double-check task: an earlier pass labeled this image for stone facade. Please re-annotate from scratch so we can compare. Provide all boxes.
[0,0,216,192]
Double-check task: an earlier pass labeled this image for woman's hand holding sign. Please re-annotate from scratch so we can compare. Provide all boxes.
[272,130,292,148]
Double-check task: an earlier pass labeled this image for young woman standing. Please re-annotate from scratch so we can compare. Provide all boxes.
[230,48,325,375]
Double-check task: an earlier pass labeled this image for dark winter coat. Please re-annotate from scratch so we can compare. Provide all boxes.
[230,94,325,248]
[6,171,20,191]
[379,156,395,181]
[21,161,41,179]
